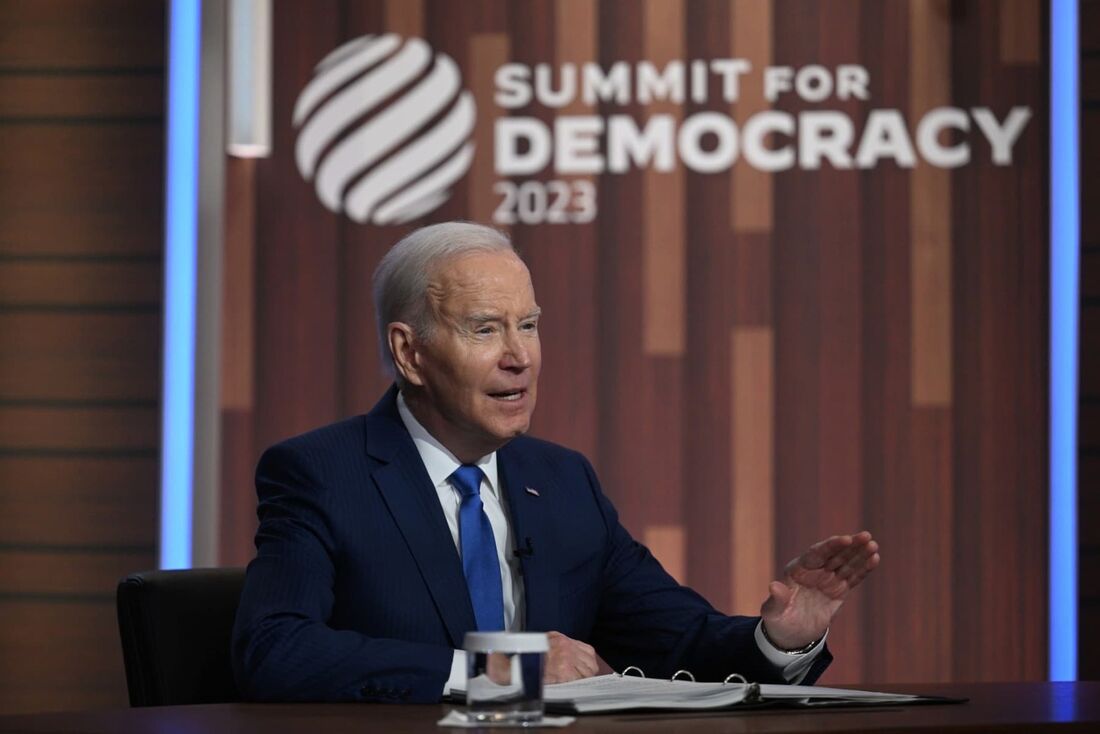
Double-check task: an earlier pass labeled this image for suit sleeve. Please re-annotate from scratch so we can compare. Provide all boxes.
[231,443,454,702]
[578,457,832,685]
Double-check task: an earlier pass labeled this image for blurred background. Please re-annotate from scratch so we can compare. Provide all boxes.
[0,0,1095,716]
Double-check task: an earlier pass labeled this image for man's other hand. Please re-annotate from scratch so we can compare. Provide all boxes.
[760,531,880,650]
[543,631,598,683]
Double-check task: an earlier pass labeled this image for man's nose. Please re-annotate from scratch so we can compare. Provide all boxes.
[500,329,531,370]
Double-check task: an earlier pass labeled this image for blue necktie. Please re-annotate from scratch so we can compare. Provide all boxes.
[450,465,505,631]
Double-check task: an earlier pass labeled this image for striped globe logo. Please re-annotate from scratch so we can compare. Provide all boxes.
[292,35,476,225]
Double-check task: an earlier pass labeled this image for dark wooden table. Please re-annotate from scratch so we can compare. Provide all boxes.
[0,682,1096,733]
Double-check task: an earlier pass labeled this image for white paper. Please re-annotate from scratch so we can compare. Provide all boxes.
[543,674,754,713]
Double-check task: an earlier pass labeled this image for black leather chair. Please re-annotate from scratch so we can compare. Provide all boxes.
[116,567,245,706]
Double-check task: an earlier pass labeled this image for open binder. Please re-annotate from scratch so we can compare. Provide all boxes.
[537,667,966,715]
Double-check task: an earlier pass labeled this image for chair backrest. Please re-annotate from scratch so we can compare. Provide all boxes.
[116,567,245,707]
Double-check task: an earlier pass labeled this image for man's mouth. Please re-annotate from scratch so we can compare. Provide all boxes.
[488,389,526,402]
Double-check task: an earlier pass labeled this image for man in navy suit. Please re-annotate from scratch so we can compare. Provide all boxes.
[232,222,880,703]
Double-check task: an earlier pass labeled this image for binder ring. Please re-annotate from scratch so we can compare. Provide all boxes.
[620,666,646,678]
[670,670,696,682]
[723,673,748,685]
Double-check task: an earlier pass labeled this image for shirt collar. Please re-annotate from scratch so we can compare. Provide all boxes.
[397,391,500,499]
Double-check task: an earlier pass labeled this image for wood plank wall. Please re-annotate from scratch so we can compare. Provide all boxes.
[1081,0,1100,683]
[0,0,164,714]
[221,0,1051,684]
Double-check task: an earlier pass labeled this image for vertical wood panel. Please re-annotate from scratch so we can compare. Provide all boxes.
[221,158,256,412]
[998,0,1040,64]
[527,0,600,462]
[253,1,343,450]
[642,0,686,357]
[772,0,822,610]
[901,0,956,684]
[219,155,259,566]
[730,328,774,614]
[509,0,601,465]
[385,0,423,37]
[1087,108,1100,250]
[468,35,510,224]
[907,407,954,680]
[911,0,954,406]
[337,1,411,421]
[729,0,775,338]
[858,0,912,684]
[810,1,866,684]
[730,0,773,234]
[951,0,1047,681]
[595,0,684,544]
[682,0,733,601]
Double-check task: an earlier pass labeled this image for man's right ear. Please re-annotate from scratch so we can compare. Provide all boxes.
[388,323,424,387]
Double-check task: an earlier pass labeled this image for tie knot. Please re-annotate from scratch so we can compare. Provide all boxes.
[451,464,484,499]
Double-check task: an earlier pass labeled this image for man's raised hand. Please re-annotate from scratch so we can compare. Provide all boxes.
[760,531,880,650]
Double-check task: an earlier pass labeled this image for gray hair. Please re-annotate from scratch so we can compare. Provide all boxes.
[372,221,514,378]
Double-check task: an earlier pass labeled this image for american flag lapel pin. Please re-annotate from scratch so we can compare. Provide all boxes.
[525,486,540,497]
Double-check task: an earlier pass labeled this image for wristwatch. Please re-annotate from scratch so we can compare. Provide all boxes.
[761,622,825,655]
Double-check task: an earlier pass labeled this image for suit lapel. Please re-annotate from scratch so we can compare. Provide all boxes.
[365,389,476,647]
[498,443,559,632]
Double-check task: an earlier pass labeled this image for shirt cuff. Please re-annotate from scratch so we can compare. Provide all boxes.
[442,650,468,696]
[753,620,828,684]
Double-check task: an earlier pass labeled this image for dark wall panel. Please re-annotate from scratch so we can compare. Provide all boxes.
[0,0,164,69]
[0,313,160,400]
[0,457,157,547]
[0,126,163,256]
[0,0,165,715]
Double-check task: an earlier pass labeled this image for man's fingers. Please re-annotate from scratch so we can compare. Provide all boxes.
[823,544,862,572]
[570,639,597,671]
[574,643,599,678]
[825,534,874,569]
[818,574,848,597]
[544,631,598,683]
[844,552,881,588]
[799,534,854,570]
[810,531,875,572]
[834,541,880,579]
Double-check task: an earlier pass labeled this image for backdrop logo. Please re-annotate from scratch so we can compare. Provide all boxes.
[294,37,1032,228]
[293,34,476,225]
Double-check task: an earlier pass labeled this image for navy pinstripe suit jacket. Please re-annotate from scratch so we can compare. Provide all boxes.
[231,386,830,703]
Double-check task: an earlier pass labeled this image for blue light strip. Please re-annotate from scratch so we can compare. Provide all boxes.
[159,0,201,570]
[1049,0,1079,682]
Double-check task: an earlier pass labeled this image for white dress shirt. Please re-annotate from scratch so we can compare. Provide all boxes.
[395,392,824,694]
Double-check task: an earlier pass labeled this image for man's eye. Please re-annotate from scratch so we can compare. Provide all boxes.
[476,326,495,335]
[520,321,538,332]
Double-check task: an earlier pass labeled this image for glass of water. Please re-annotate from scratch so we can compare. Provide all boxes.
[463,632,549,724]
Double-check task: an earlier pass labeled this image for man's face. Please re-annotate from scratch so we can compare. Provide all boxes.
[402,250,541,462]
